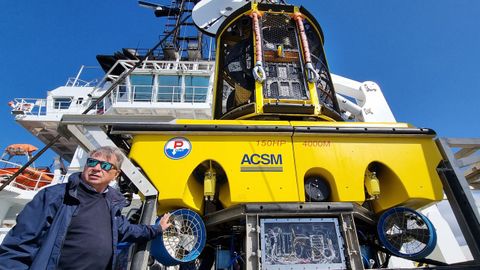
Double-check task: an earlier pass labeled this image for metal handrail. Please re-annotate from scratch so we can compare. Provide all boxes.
[107,84,209,104]
[10,97,104,116]
[65,77,98,87]
[10,83,210,117]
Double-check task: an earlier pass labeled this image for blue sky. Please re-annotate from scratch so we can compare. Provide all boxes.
[0,0,479,166]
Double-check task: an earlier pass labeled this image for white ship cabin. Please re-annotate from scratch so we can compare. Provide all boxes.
[99,59,214,119]
[11,60,215,119]
[9,58,215,161]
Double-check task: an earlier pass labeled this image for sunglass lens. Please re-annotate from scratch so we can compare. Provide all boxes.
[87,158,114,171]
[86,158,99,167]
[100,162,113,171]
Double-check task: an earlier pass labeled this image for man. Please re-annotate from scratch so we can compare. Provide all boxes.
[0,146,171,270]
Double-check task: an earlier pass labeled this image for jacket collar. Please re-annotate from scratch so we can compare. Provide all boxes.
[65,172,126,207]
[65,172,82,203]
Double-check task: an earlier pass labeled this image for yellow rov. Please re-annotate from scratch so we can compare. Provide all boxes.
[128,1,443,215]
[130,120,443,214]
[18,0,480,268]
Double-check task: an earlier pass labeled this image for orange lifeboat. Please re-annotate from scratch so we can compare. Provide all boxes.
[5,144,38,156]
[0,144,54,190]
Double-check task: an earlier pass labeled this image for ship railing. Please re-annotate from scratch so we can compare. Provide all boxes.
[64,65,101,87]
[8,60,215,116]
[0,159,62,191]
[105,59,215,81]
[10,98,47,116]
[105,84,210,105]
[10,86,208,117]
[65,77,98,87]
[10,98,104,116]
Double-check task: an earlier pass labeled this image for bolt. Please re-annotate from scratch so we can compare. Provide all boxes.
[364,108,373,115]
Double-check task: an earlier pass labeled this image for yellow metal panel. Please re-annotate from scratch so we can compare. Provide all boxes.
[129,136,204,213]
[130,120,444,215]
[217,135,299,207]
[289,121,412,128]
[291,124,444,213]
[129,130,300,213]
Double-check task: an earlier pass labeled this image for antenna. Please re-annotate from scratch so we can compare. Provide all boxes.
[138,1,180,17]
[192,0,249,36]
[138,0,162,9]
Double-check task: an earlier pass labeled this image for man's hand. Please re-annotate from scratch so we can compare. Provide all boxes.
[159,212,172,231]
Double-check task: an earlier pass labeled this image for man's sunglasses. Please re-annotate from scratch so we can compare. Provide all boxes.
[86,158,117,172]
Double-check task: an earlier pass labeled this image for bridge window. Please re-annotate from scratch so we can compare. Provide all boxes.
[53,97,72,110]
[185,76,209,103]
[131,75,154,102]
[158,75,181,102]
[117,85,129,102]
[90,98,105,114]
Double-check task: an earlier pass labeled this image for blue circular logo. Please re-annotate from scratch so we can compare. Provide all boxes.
[164,137,192,160]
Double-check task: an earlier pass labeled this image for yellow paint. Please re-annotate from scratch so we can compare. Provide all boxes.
[129,120,444,215]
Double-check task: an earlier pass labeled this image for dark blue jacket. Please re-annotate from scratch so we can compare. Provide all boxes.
[0,172,161,270]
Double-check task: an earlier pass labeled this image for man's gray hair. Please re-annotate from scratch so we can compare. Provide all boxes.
[89,146,125,169]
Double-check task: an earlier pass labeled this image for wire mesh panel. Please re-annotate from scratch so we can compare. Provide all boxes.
[301,20,339,112]
[260,218,347,270]
[217,16,255,116]
[261,13,308,101]
[377,207,437,260]
[150,209,206,266]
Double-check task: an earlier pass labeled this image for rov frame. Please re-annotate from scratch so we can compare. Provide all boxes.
[54,2,480,269]
[58,115,480,269]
